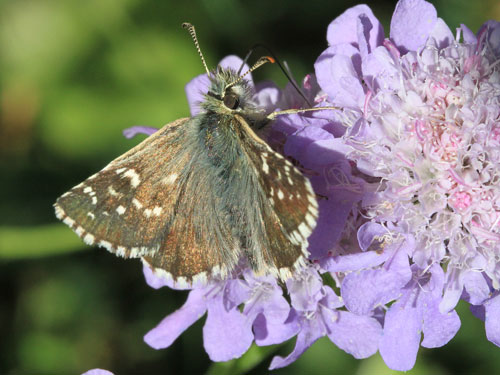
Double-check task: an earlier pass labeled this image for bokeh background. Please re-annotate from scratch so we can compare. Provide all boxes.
[1,0,500,374]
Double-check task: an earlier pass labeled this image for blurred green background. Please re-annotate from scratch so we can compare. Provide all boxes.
[1,0,499,374]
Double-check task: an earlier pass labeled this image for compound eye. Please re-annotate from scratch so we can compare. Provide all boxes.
[223,93,239,109]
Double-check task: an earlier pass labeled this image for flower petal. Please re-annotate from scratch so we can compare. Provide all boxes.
[327,4,384,50]
[484,294,500,347]
[81,370,114,375]
[203,294,254,361]
[185,73,210,116]
[268,317,323,370]
[284,125,334,162]
[341,243,412,315]
[308,192,357,259]
[323,250,391,273]
[421,299,460,348]
[463,271,490,305]
[327,311,382,358]
[219,55,251,79]
[440,268,464,313]
[390,0,437,53]
[315,51,365,108]
[482,20,500,58]
[460,24,477,44]
[254,309,300,346]
[379,301,421,371]
[287,269,324,312]
[242,276,290,324]
[255,81,281,112]
[122,126,158,139]
[429,18,454,49]
[361,46,400,91]
[357,222,388,251]
[144,289,207,349]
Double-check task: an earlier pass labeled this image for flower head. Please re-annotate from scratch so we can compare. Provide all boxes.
[127,1,500,371]
[315,0,500,370]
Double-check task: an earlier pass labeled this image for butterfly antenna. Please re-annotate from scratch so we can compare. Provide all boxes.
[240,43,312,107]
[182,22,210,75]
[225,56,275,92]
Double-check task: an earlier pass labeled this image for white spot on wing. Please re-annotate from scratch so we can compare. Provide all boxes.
[130,247,140,257]
[153,267,174,283]
[83,186,93,194]
[75,226,84,236]
[144,208,152,218]
[152,206,163,216]
[298,222,312,238]
[83,233,95,245]
[116,246,126,257]
[162,173,178,185]
[116,205,126,215]
[294,255,308,270]
[277,189,284,200]
[305,212,316,227]
[288,233,300,245]
[87,212,95,220]
[289,230,304,244]
[92,196,97,205]
[307,194,317,205]
[108,186,119,196]
[176,277,189,289]
[99,240,113,252]
[63,216,75,227]
[211,264,228,278]
[279,267,292,280]
[132,198,143,209]
[261,153,269,174]
[192,272,208,286]
[123,169,140,188]
[54,205,65,220]
[116,167,127,174]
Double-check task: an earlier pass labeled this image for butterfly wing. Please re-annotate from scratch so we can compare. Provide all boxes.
[55,117,240,286]
[232,114,319,279]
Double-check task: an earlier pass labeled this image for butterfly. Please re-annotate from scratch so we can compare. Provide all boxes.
[54,23,319,288]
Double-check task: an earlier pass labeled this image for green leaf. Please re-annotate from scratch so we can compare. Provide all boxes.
[0,224,84,259]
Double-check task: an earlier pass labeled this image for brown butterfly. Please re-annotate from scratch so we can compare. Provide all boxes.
[54,23,321,288]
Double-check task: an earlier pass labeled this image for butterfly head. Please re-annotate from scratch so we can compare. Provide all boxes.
[201,67,268,130]
[202,68,254,112]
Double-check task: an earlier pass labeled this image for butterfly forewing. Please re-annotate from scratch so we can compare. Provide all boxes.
[55,117,240,286]
[233,114,319,279]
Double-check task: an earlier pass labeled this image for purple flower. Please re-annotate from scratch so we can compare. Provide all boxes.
[314,0,500,370]
[81,370,114,375]
[127,1,499,371]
